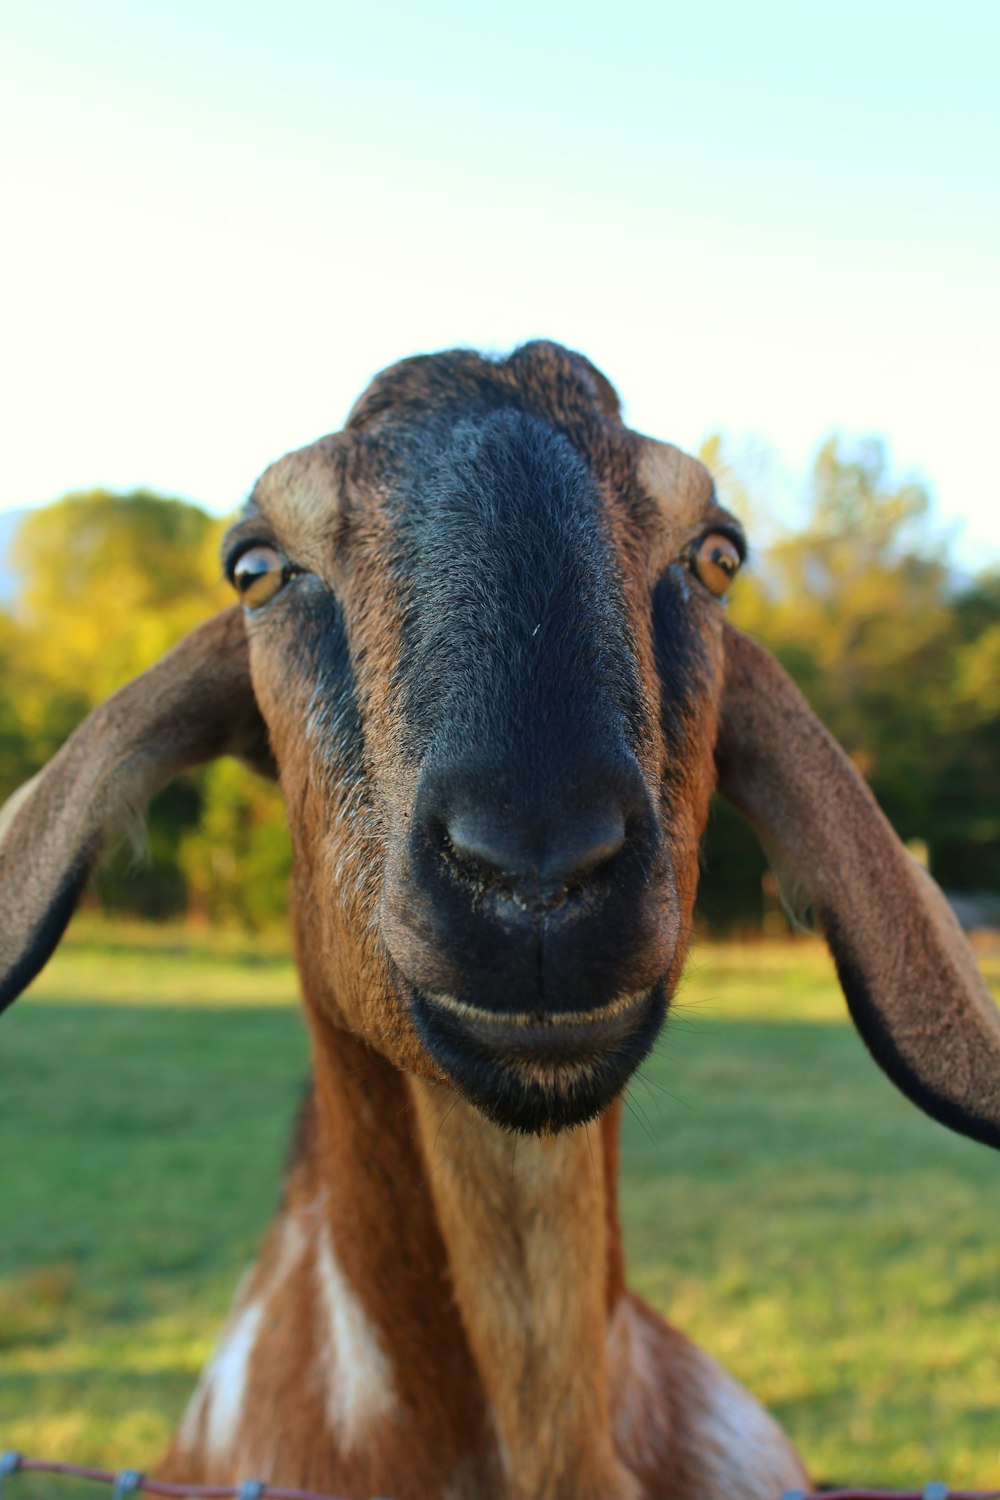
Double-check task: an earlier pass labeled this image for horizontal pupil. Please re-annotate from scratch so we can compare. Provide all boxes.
[236,552,279,591]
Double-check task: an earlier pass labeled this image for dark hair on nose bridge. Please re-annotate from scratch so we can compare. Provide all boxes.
[390,407,646,770]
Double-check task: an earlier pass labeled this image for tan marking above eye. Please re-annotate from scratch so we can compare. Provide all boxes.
[691,532,742,597]
[232,544,286,609]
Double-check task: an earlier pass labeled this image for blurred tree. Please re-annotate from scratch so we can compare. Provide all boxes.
[696,435,986,931]
[930,570,1000,891]
[730,437,953,833]
[178,760,291,930]
[12,489,231,699]
[0,611,36,794]
[3,490,289,924]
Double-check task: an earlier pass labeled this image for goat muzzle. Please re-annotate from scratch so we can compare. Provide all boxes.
[378,759,678,1130]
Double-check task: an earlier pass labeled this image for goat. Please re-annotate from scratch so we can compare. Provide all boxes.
[1,341,998,1500]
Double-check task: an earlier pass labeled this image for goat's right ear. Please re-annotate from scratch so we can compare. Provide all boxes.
[0,606,274,1013]
[715,624,1000,1150]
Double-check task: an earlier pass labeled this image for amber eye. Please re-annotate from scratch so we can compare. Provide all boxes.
[690,532,743,597]
[232,544,286,609]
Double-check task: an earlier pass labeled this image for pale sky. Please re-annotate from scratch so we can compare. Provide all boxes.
[2,0,998,567]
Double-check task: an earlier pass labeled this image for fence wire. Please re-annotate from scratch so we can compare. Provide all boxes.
[3,1455,345,1500]
[3,1454,1000,1500]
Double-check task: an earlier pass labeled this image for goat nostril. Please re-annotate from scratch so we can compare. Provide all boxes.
[563,816,629,881]
[436,817,516,896]
[441,807,627,904]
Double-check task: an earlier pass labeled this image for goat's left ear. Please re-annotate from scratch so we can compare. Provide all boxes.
[715,624,1000,1150]
[0,606,274,1013]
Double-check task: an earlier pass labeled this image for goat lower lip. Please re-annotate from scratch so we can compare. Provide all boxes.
[421,989,653,1054]
[409,985,667,1134]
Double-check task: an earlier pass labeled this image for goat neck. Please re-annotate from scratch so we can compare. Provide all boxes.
[406,1080,629,1500]
[304,992,635,1500]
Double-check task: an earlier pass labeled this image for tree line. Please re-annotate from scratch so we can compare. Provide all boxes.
[2,441,998,932]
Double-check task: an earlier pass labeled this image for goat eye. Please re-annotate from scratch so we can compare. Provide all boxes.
[232,544,286,608]
[690,532,742,597]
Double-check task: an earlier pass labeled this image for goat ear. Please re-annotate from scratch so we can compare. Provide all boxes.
[0,606,274,1013]
[715,624,1000,1149]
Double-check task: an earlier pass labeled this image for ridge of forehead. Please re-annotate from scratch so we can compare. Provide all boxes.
[637,439,716,517]
[250,351,714,540]
[345,342,621,437]
[252,434,344,534]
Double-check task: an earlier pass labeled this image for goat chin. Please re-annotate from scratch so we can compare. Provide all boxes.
[407,981,669,1135]
[3,338,995,1499]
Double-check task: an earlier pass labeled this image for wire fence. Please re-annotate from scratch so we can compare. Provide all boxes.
[2,1456,348,1500]
[3,1454,1000,1500]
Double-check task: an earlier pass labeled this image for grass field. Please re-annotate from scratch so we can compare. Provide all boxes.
[1,920,999,1493]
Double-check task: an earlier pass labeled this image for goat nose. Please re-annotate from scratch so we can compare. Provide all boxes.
[442,804,628,904]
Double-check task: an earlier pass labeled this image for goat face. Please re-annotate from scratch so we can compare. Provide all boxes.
[223,343,736,1132]
[5,340,999,1150]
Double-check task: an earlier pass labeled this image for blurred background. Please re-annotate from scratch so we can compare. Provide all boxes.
[2,1,1000,1490]
[2,0,999,935]
[1,0,1000,930]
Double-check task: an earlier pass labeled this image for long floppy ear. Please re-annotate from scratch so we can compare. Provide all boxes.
[716,624,1000,1150]
[0,606,273,1013]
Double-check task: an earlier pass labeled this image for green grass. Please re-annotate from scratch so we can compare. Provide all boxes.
[2,922,999,1492]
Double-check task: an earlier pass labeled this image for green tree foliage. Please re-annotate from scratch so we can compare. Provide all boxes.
[930,570,1000,891]
[12,489,231,700]
[178,760,291,930]
[0,490,289,925]
[0,615,37,797]
[698,436,1000,929]
[731,438,952,832]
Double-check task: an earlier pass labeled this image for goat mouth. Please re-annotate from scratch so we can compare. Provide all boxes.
[409,984,667,1135]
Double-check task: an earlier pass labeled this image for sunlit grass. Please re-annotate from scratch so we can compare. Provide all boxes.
[623,935,1000,1487]
[2,923,999,1491]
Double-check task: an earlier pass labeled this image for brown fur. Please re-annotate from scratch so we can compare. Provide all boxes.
[158,1063,804,1500]
[4,341,997,1498]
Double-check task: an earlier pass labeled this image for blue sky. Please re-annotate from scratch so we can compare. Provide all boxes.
[2,0,998,565]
